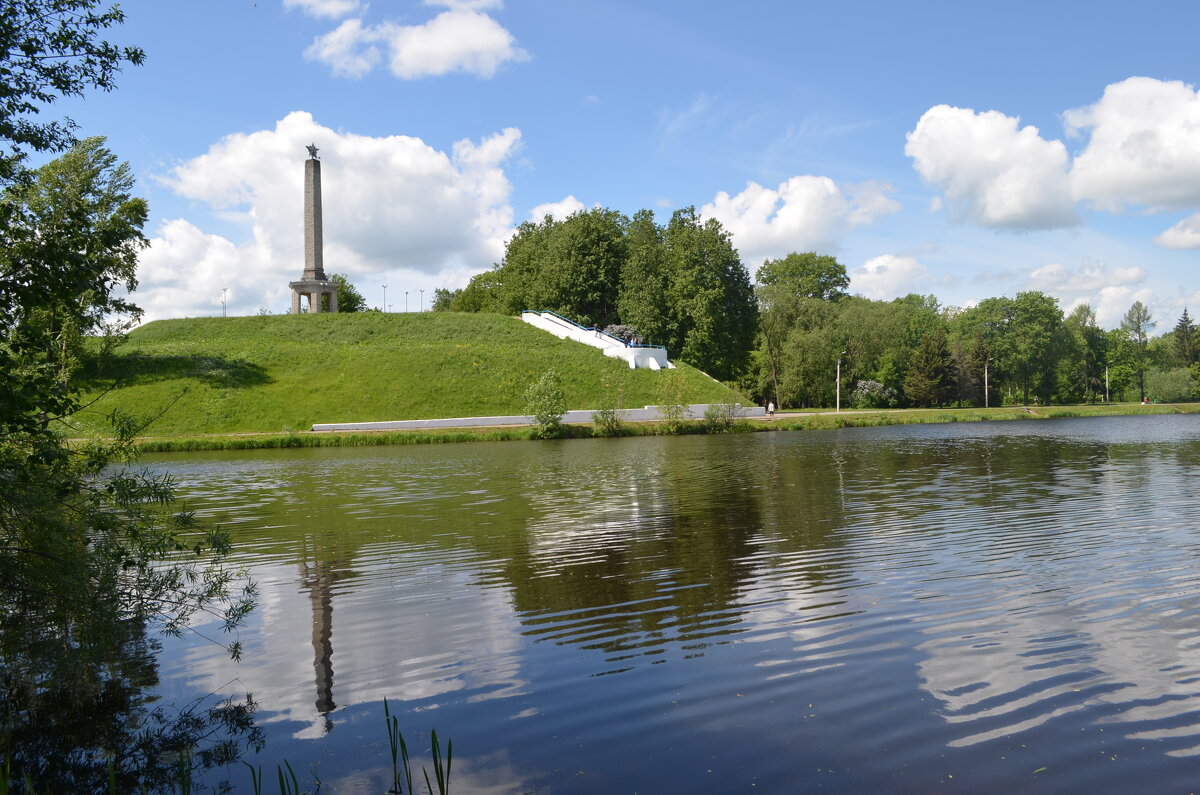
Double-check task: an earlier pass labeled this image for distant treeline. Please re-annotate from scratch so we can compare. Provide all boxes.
[433,207,1200,408]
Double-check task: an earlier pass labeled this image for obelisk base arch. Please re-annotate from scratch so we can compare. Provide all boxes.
[290,280,339,314]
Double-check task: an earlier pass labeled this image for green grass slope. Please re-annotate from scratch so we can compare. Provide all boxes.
[74,312,741,436]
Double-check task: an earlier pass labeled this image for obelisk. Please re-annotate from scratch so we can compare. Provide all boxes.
[290,143,338,313]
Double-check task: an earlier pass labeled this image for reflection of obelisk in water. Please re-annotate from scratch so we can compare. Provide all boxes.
[289,143,338,314]
[300,559,336,734]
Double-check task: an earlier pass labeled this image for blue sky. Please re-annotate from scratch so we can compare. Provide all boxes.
[54,0,1200,327]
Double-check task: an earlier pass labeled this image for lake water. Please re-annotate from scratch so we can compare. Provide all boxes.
[148,415,1200,793]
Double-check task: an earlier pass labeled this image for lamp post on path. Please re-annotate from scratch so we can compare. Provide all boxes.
[984,357,993,408]
[836,351,846,413]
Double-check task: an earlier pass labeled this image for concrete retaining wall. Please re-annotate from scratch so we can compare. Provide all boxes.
[312,403,765,432]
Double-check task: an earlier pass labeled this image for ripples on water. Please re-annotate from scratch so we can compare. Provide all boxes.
[151,415,1200,792]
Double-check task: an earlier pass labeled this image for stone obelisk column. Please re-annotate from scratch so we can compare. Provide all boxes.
[304,157,323,280]
[290,143,338,313]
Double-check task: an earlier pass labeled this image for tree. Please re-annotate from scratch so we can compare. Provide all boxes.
[1172,308,1197,368]
[1058,303,1107,403]
[1121,300,1155,400]
[904,327,954,407]
[755,252,849,301]
[0,1,145,176]
[1,136,146,433]
[661,207,757,381]
[0,8,257,787]
[330,273,365,312]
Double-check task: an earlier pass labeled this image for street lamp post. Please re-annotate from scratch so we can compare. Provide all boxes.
[836,351,846,413]
[984,357,993,408]
[382,283,387,312]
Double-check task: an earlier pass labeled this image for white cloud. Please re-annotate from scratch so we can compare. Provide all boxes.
[424,0,503,9]
[143,111,520,321]
[283,0,362,18]
[905,104,1079,229]
[305,7,528,80]
[1066,77,1200,211]
[303,19,381,78]
[528,195,585,222]
[1154,214,1200,249]
[1027,261,1146,293]
[850,255,930,300]
[1094,285,1155,329]
[1025,261,1150,328]
[700,176,899,266]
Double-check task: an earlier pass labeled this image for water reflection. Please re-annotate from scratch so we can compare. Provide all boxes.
[147,415,1200,792]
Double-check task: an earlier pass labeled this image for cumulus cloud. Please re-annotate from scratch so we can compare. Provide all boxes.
[1066,77,1200,211]
[1027,261,1146,293]
[303,19,381,78]
[1026,261,1150,328]
[141,111,520,321]
[905,105,1079,229]
[528,195,585,222]
[700,176,899,266]
[304,4,528,80]
[283,0,362,18]
[850,255,930,300]
[1154,214,1200,249]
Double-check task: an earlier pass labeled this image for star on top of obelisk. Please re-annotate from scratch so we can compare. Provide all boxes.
[306,142,320,160]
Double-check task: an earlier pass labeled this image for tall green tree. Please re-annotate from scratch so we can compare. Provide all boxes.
[0,7,257,787]
[904,327,954,407]
[1058,303,1107,403]
[661,207,757,380]
[1172,308,1197,367]
[616,208,670,346]
[1120,300,1155,400]
[755,251,849,301]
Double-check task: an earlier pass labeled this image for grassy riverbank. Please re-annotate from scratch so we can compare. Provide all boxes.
[131,402,1199,453]
[73,312,739,437]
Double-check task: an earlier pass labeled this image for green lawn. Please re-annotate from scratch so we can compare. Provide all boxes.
[72,312,740,437]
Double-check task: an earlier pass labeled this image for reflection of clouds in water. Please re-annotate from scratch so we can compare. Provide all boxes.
[172,549,528,737]
[910,455,1200,753]
[315,751,531,795]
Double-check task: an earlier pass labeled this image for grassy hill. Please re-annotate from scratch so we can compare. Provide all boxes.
[73,312,741,437]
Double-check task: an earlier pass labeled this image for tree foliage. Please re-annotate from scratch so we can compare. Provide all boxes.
[441,205,757,381]
[0,1,145,175]
[1120,300,1155,400]
[524,368,567,438]
[0,6,258,787]
[331,272,366,312]
[756,251,849,301]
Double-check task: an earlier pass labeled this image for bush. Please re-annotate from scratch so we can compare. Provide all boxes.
[703,402,743,432]
[850,379,898,409]
[591,406,625,437]
[524,369,567,438]
[1145,367,1197,403]
[656,369,692,433]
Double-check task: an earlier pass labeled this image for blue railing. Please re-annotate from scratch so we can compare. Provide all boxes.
[525,309,667,350]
